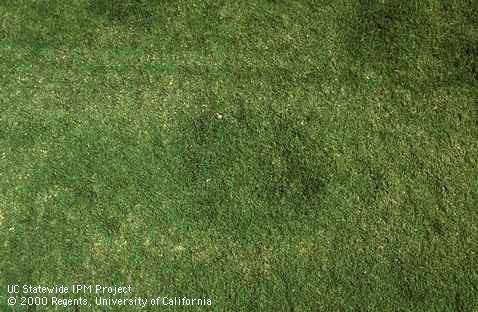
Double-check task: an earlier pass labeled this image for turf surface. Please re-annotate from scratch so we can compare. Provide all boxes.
[1,0,477,311]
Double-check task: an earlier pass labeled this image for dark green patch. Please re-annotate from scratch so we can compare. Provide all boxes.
[88,0,155,28]
[347,1,425,65]
[346,0,478,85]
[255,110,327,213]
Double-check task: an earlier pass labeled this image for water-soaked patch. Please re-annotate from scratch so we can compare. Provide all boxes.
[442,31,478,83]
[254,110,328,217]
[88,0,155,29]
[176,106,246,224]
[176,102,329,228]
[346,1,424,65]
[345,0,477,84]
[2,1,97,50]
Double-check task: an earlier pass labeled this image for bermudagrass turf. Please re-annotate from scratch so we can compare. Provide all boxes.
[1,0,477,311]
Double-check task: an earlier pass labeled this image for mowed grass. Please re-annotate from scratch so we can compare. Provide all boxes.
[0,0,477,311]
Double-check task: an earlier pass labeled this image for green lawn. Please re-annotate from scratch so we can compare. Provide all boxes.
[1,0,477,311]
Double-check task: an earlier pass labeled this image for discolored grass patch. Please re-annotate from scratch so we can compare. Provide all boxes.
[346,0,478,85]
[88,0,155,28]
